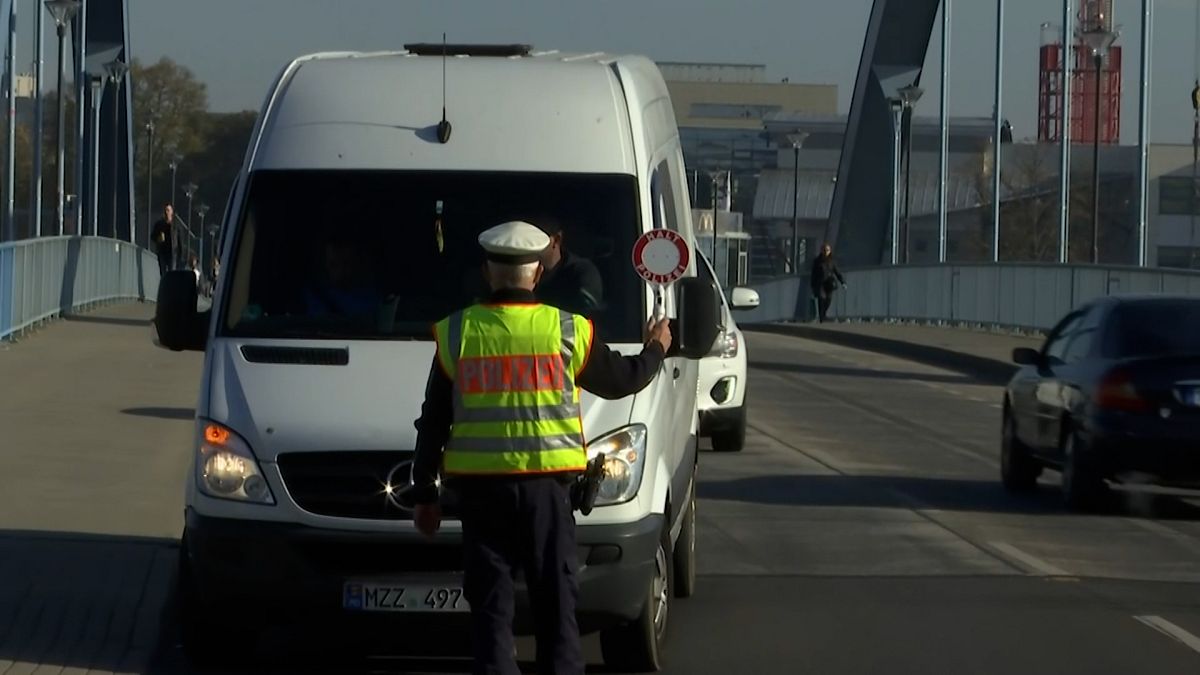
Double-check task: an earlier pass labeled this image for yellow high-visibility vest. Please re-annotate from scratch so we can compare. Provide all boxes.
[434,303,594,475]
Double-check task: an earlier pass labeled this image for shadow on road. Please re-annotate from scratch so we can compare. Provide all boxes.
[64,313,154,328]
[0,530,177,673]
[122,407,196,421]
[750,360,982,386]
[0,530,630,675]
[698,473,1200,520]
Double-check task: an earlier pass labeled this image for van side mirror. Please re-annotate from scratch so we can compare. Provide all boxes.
[1012,347,1041,366]
[670,276,720,360]
[730,287,760,311]
[155,271,208,352]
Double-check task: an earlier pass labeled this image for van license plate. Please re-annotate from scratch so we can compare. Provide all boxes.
[343,582,469,612]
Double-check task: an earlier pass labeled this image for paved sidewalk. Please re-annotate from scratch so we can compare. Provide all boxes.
[0,303,201,673]
[746,321,1043,385]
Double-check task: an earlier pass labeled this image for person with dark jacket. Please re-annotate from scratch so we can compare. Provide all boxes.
[810,243,846,323]
[534,218,604,316]
[150,203,177,276]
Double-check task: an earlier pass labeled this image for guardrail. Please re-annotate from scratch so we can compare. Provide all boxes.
[742,264,1200,330]
[0,237,160,341]
[830,264,1200,330]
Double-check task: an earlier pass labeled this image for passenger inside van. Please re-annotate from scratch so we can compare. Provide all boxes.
[532,217,605,315]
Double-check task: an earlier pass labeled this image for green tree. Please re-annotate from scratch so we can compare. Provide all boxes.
[132,56,208,165]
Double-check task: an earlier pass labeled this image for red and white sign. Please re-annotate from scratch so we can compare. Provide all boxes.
[632,230,691,285]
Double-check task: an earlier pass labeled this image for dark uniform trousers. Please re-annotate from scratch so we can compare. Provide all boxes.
[458,475,584,675]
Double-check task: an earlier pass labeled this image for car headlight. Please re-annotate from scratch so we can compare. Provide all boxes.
[587,424,648,507]
[196,420,275,504]
[709,330,739,359]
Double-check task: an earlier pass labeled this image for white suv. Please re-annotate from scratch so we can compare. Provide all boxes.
[696,253,759,452]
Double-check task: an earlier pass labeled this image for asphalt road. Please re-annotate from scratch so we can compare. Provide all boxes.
[3,306,1200,674]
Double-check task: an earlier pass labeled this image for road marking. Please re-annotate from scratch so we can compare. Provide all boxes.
[1135,615,1200,655]
[988,542,1071,576]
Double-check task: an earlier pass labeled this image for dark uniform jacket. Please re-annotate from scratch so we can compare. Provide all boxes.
[411,288,664,504]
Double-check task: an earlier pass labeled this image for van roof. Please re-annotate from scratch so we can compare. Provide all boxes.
[251,48,656,174]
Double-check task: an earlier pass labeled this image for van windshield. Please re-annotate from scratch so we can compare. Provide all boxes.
[219,170,644,343]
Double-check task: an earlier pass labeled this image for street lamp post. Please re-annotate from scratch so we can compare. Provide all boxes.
[4,0,17,241]
[88,76,102,236]
[32,0,45,237]
[787,133,809,275]
[184,182,198,262]
[1079,19,1118,264]
[169,157,180,207]
[145,121,155,248]
[46,0,80,236]
[104,58,129,241]
[197,203,209,276]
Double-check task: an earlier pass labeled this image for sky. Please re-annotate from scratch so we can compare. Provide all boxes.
[20,0,1200,145]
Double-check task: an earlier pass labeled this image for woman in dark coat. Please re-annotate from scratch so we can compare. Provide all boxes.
[809,243,845,323]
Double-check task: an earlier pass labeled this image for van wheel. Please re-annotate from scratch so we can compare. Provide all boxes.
[600,523,672,672]
[179,536,259,665]
[672,476,697,599]
[711,406,746,453]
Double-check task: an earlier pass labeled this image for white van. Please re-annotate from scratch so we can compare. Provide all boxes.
[154,44,720,671]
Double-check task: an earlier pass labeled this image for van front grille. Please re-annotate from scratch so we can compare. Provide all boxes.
[277,451,457,521]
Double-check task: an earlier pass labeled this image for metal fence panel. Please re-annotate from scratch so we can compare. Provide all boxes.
[0,236,159,341]
[748,263,1200,331]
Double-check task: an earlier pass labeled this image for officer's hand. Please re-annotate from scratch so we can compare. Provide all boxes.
[647,318,672,354]
[414,503,442,538]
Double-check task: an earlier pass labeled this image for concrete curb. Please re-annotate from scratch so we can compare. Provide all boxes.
[745,323,1019,386]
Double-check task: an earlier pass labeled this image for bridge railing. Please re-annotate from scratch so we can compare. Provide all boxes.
[740,264,1200,331]
[0,237,159,341]
[830,264,1200,331]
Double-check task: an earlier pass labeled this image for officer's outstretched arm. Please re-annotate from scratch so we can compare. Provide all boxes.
[576,334,667,400]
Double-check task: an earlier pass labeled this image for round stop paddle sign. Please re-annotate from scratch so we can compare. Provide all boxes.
[632,230,691,285]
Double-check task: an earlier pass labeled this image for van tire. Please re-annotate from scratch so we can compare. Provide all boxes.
[600,523,672,672]
[672,476,697,599]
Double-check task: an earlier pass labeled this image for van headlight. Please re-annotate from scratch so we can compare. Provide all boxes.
[588,425,647,507]
[196,420,275,504]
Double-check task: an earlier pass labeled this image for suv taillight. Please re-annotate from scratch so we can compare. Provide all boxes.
[1095,369,1151,412]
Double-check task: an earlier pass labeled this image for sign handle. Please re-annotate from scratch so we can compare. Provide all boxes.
[653,284,665,322]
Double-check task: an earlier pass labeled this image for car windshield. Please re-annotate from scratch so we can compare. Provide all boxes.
[219,170,643,343]
[1109,300,1200,358]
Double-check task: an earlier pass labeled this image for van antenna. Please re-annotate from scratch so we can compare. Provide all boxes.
[437,33,452,143]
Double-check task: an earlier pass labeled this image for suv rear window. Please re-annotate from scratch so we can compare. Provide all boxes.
[220,170,643,343]
[1108,300,1200,358]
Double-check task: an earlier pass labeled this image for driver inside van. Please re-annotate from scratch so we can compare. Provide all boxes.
[304,236,382,317]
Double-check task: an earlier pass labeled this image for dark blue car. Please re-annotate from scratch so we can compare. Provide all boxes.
[1002,296,1200,510]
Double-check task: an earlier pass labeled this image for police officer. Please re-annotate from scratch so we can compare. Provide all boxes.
[411,221,671,675]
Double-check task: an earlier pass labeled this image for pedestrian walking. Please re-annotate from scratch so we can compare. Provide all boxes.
[810,242,846,323]
[150,203,177,277]
[411,220,671,675]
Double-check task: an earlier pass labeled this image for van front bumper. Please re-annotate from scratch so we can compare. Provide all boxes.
[183,508,662,635]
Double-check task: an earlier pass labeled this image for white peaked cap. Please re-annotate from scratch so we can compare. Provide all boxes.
[478,221,551,264]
